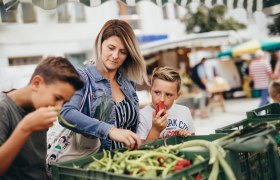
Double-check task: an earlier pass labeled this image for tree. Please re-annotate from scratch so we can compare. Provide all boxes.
[181,5,246,33]
[268,15,280,35]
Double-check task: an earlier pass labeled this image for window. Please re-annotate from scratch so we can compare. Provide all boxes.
[0,2,17,23]
[65,53,86,69]
[126,6,137,15]
[162,3,180,20]
[174,3,180,19]
[118,1,141,30]
[21,3,36,23]
[8,56,43,66]
[74,3,85,22]
[162,5,168,19]
[57,4,70,23]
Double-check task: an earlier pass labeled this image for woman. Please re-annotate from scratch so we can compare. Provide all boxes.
[59,19,148,151]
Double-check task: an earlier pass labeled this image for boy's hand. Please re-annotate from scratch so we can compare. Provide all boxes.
[177,130,192,137]
[19,107,58,133]
[108,127,141,150]
[152,109,168,133]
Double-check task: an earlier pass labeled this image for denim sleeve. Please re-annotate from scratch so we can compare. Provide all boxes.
[60,87,114,139]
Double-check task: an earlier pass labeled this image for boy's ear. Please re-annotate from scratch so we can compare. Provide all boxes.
[31,75,44,91]
[176,91,181,100]
[276,94,280,102]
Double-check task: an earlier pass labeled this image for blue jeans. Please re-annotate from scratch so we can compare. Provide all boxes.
[259,89,269,107]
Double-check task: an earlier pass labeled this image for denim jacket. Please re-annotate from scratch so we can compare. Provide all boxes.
[60,65,140,150]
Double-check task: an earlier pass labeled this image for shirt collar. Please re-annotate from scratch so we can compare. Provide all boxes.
[86,64,125,84]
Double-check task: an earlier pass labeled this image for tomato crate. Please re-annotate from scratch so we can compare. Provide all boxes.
[51,134,230,180]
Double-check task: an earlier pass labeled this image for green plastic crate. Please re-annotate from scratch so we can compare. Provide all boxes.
[51,134,280,180]
[246,103,280,120]
[51,134,229,180]
[215,118,280,134]
[216,118,280,180]
[217,103,280,145]
[230,145,280,180]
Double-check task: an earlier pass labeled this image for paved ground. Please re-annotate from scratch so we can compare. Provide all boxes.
[193,98,260,135]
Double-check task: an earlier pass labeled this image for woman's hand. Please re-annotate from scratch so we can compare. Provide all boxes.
[108,127,142,150]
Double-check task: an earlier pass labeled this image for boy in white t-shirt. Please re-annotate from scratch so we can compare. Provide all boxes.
[137,67,195,142]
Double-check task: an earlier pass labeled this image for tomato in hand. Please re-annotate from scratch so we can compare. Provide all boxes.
[155,101,166,116]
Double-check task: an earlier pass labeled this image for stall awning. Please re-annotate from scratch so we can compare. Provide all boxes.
[218,37,280,58]
[3,0,280,15]
[141,31,240,56]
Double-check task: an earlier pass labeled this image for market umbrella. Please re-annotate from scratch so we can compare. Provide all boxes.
[217,37,280,58]
[2,0,280,15]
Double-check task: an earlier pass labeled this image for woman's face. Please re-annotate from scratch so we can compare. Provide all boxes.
[101,35,128,71]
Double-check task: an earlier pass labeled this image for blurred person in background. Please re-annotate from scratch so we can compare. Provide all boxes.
[270,51,279,71]
[272,51,280,79]
[137,67,195,142]
[189,57,210,118]
[55,19,149,151]
[249,50,273,107]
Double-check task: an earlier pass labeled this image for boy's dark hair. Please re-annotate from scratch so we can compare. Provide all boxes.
[151,67,181,92]
[30,57,84,90]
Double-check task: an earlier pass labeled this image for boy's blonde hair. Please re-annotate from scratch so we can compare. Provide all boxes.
[151,67,181,92]
[269,80,280,102]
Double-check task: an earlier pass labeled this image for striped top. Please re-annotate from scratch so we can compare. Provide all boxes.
[111,97,138,149]
[249,59,272,89]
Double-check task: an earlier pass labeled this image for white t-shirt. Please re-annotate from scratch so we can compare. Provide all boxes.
[137,103,195,140]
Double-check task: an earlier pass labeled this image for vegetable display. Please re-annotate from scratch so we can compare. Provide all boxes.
[80,121,279,179]
[85,146,204,178]
[84,139,234,179]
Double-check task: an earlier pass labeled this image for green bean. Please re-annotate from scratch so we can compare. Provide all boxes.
[208,159,219,180]
[50,107,76,127]
[217,152,236,180]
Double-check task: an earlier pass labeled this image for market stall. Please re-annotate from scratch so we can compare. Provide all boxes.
[3,0,280,16]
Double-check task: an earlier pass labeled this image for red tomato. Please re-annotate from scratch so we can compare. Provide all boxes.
[175,159,191,167]
[156,101,166,116]
[195,175,202,180]
[173,165,184,172]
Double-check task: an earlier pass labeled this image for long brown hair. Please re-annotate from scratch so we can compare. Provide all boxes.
[94,19,148,85]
